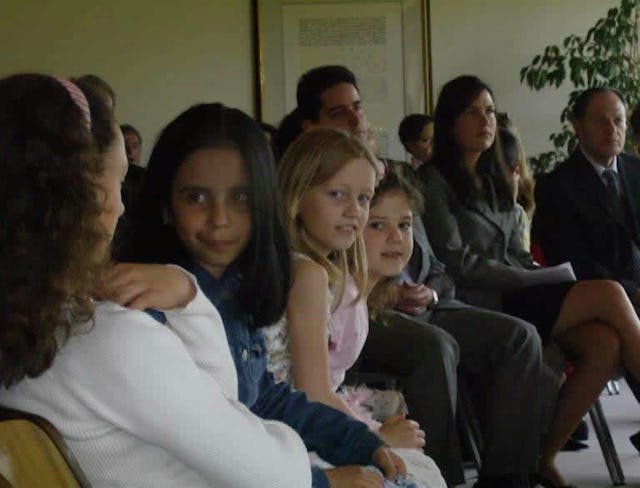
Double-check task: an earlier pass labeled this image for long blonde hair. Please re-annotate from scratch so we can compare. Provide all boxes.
[279,127,378,305]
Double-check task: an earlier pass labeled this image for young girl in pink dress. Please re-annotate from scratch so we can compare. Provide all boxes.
[263,128,445,488]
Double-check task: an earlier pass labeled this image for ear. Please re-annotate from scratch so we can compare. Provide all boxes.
[570,117,582,139]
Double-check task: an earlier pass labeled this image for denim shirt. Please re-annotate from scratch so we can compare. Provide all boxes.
[192,264,384,488]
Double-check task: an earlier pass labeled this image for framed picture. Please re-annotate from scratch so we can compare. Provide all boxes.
[253,0,432,160]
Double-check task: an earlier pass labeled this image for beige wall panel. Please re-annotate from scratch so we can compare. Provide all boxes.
[0,1,254,166]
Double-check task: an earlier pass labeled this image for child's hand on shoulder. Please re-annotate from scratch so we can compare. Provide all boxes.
[97,263,196,310]
[378,413,426,449]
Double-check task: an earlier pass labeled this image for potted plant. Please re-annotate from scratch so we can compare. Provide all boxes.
[520,0,640,174]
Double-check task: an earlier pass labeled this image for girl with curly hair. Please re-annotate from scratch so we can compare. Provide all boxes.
[0,74,311,487]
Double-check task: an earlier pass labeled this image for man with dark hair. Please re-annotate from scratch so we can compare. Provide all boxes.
[297,65,552,488]
[535,87,640,448]
[114,124,146,251]
[398,114,434,169]
[121,124,143,167]
[297,65,367,140]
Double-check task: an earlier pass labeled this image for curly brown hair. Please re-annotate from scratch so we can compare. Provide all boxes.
[0,74,106,387]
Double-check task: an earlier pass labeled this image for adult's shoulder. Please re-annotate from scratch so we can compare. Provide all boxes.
[419,162,446,184]
[619,151,640,167]
[540,151,586,194]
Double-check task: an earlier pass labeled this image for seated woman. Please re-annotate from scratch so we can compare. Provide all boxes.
[421,74,640,488]
[0,74,311,487]
[263,128,446,488]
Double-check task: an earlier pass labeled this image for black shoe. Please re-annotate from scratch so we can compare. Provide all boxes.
[630,429,640,453]
[572,418,589,441]
[559,438,588,451]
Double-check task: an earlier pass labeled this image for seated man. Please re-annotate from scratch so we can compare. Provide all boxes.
[534,86,640,445]
[535,87,640,310]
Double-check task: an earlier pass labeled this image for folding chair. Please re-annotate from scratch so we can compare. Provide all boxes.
[0,406,90,488]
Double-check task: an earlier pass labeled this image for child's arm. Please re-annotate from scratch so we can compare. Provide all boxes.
[288,260,426,449]
[98,262,196,310]
[287,259,364,418]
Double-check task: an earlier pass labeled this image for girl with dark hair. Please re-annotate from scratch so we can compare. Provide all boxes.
[0,74,311,487]
[422,75,640,488]
[119,104,403,487]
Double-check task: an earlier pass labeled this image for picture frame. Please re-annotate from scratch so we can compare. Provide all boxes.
[252,0,432,160]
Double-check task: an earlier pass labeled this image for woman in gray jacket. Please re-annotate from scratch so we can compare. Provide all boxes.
[420,75,640,488]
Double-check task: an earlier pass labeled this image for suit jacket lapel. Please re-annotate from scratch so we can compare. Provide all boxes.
[468,197,509,238]
[569,150,627,227]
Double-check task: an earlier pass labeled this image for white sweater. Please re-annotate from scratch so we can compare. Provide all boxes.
[0,274,311,487]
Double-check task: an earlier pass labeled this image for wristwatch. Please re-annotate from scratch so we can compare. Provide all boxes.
[427,289,439,310]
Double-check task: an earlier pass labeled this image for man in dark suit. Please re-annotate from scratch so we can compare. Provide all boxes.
[535,87,640,449]
[535,87,640,306]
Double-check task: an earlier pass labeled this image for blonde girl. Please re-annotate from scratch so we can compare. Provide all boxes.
[266,128,444,487]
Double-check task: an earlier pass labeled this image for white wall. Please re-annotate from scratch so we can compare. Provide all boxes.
[0,0,254,166]
[430,0,619,158]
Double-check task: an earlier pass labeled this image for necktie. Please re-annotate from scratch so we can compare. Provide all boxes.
[602,168,640,279]
[602,168,623,211]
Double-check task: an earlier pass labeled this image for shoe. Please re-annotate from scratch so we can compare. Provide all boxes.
[532,473,577,488]
[560,419,589,451]
[559,438,588,451]
[630,429,640,453]
[572,418,589,441]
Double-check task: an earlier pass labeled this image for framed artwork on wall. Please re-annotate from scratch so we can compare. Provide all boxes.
[253,0,432,160]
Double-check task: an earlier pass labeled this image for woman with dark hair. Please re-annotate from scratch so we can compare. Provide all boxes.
[421,75,640,488]
[0,74,311,487]
[120,103,405,487]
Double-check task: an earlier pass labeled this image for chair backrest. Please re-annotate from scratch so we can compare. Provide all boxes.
[0,406,91,488]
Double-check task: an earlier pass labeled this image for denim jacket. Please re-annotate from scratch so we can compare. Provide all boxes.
[193,264,384,487]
